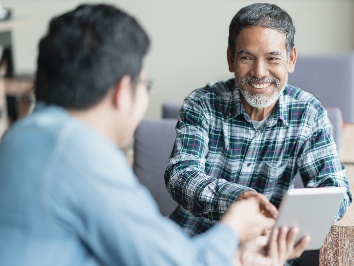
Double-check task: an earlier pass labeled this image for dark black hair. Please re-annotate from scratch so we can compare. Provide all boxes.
[35,4,150,109]
[228,3,295,56]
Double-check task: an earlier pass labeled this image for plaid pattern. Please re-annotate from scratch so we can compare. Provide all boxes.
[165,78,352,238]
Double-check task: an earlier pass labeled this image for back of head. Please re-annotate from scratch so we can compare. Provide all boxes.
[228,3,295,56]
[35,4,150,109]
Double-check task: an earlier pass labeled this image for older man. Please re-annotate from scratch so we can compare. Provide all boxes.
[165,0,351,253]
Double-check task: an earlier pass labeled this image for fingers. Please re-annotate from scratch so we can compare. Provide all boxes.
[261,228,270,236]
[246,214,274,241]
[267,228,279,260]
[237,191,279,219]
[221,198,262,242]
[252,214,274,240]
[280,227,310,260]
[285,227,298,250]
[237,190,258,201]
[288,235,310,259]
[258,194,278,218]
[283,227,310,260]
[261,216,275,232]
[277,226,289,263]
[266,226,310,266]
[223,199,275,243]
[262,203,278,218]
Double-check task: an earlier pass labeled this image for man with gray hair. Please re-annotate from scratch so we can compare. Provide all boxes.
[165,3,352,265]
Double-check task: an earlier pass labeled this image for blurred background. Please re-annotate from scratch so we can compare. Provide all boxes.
[1,0,354,119]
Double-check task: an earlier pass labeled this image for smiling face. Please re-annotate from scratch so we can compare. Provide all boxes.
[227,26,296,110]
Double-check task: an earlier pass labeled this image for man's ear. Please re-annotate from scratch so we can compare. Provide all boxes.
[112,75,132,110]
[227,47,235,72]
[287,47,297,74]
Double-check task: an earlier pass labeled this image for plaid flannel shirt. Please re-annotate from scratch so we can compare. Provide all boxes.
[165,78,352,238]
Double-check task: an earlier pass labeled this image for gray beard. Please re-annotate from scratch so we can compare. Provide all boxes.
[238,74,288,109]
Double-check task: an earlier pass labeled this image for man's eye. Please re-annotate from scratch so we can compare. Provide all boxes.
[240,56,251,60]
[268,57,281,61]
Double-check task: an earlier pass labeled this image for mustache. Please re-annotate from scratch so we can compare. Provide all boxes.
[241,76,280,86]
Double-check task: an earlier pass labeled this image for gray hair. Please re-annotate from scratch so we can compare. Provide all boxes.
[228,3,295,56]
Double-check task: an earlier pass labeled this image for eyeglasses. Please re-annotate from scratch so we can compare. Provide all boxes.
[135,78,153,92]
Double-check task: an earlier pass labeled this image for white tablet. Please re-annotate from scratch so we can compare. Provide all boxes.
[271,187,346,250]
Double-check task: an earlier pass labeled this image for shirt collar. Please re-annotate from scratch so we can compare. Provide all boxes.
[268,92,289,127]
[225,79,244,119]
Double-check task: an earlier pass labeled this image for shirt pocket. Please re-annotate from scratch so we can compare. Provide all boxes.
[259,160,289,179]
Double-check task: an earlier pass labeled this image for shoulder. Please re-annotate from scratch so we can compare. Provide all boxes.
[43,111,134,185]
[1,106,71,155]
[187,78,235,102]
[283,84,327,123]
[5,106,134,185]
[182,78,236,116]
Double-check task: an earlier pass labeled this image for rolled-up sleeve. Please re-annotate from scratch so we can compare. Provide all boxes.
[297,109,352,220]
[165,95,254,221]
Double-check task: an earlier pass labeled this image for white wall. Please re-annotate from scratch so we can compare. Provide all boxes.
[3,0,354,118]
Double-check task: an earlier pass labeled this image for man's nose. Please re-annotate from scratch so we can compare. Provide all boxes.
[250,59,269,78]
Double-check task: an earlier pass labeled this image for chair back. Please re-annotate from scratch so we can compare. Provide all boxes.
[162,102,181,119]
[133,119,178,216]
[288,53,354,123]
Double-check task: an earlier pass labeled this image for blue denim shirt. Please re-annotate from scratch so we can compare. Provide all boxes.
[0,106,238,266]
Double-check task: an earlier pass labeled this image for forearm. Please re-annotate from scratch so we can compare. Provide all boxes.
[165,161,255,220]
[298,117,352,219]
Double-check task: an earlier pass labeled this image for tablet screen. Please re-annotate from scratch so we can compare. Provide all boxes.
[271,187,346,250]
